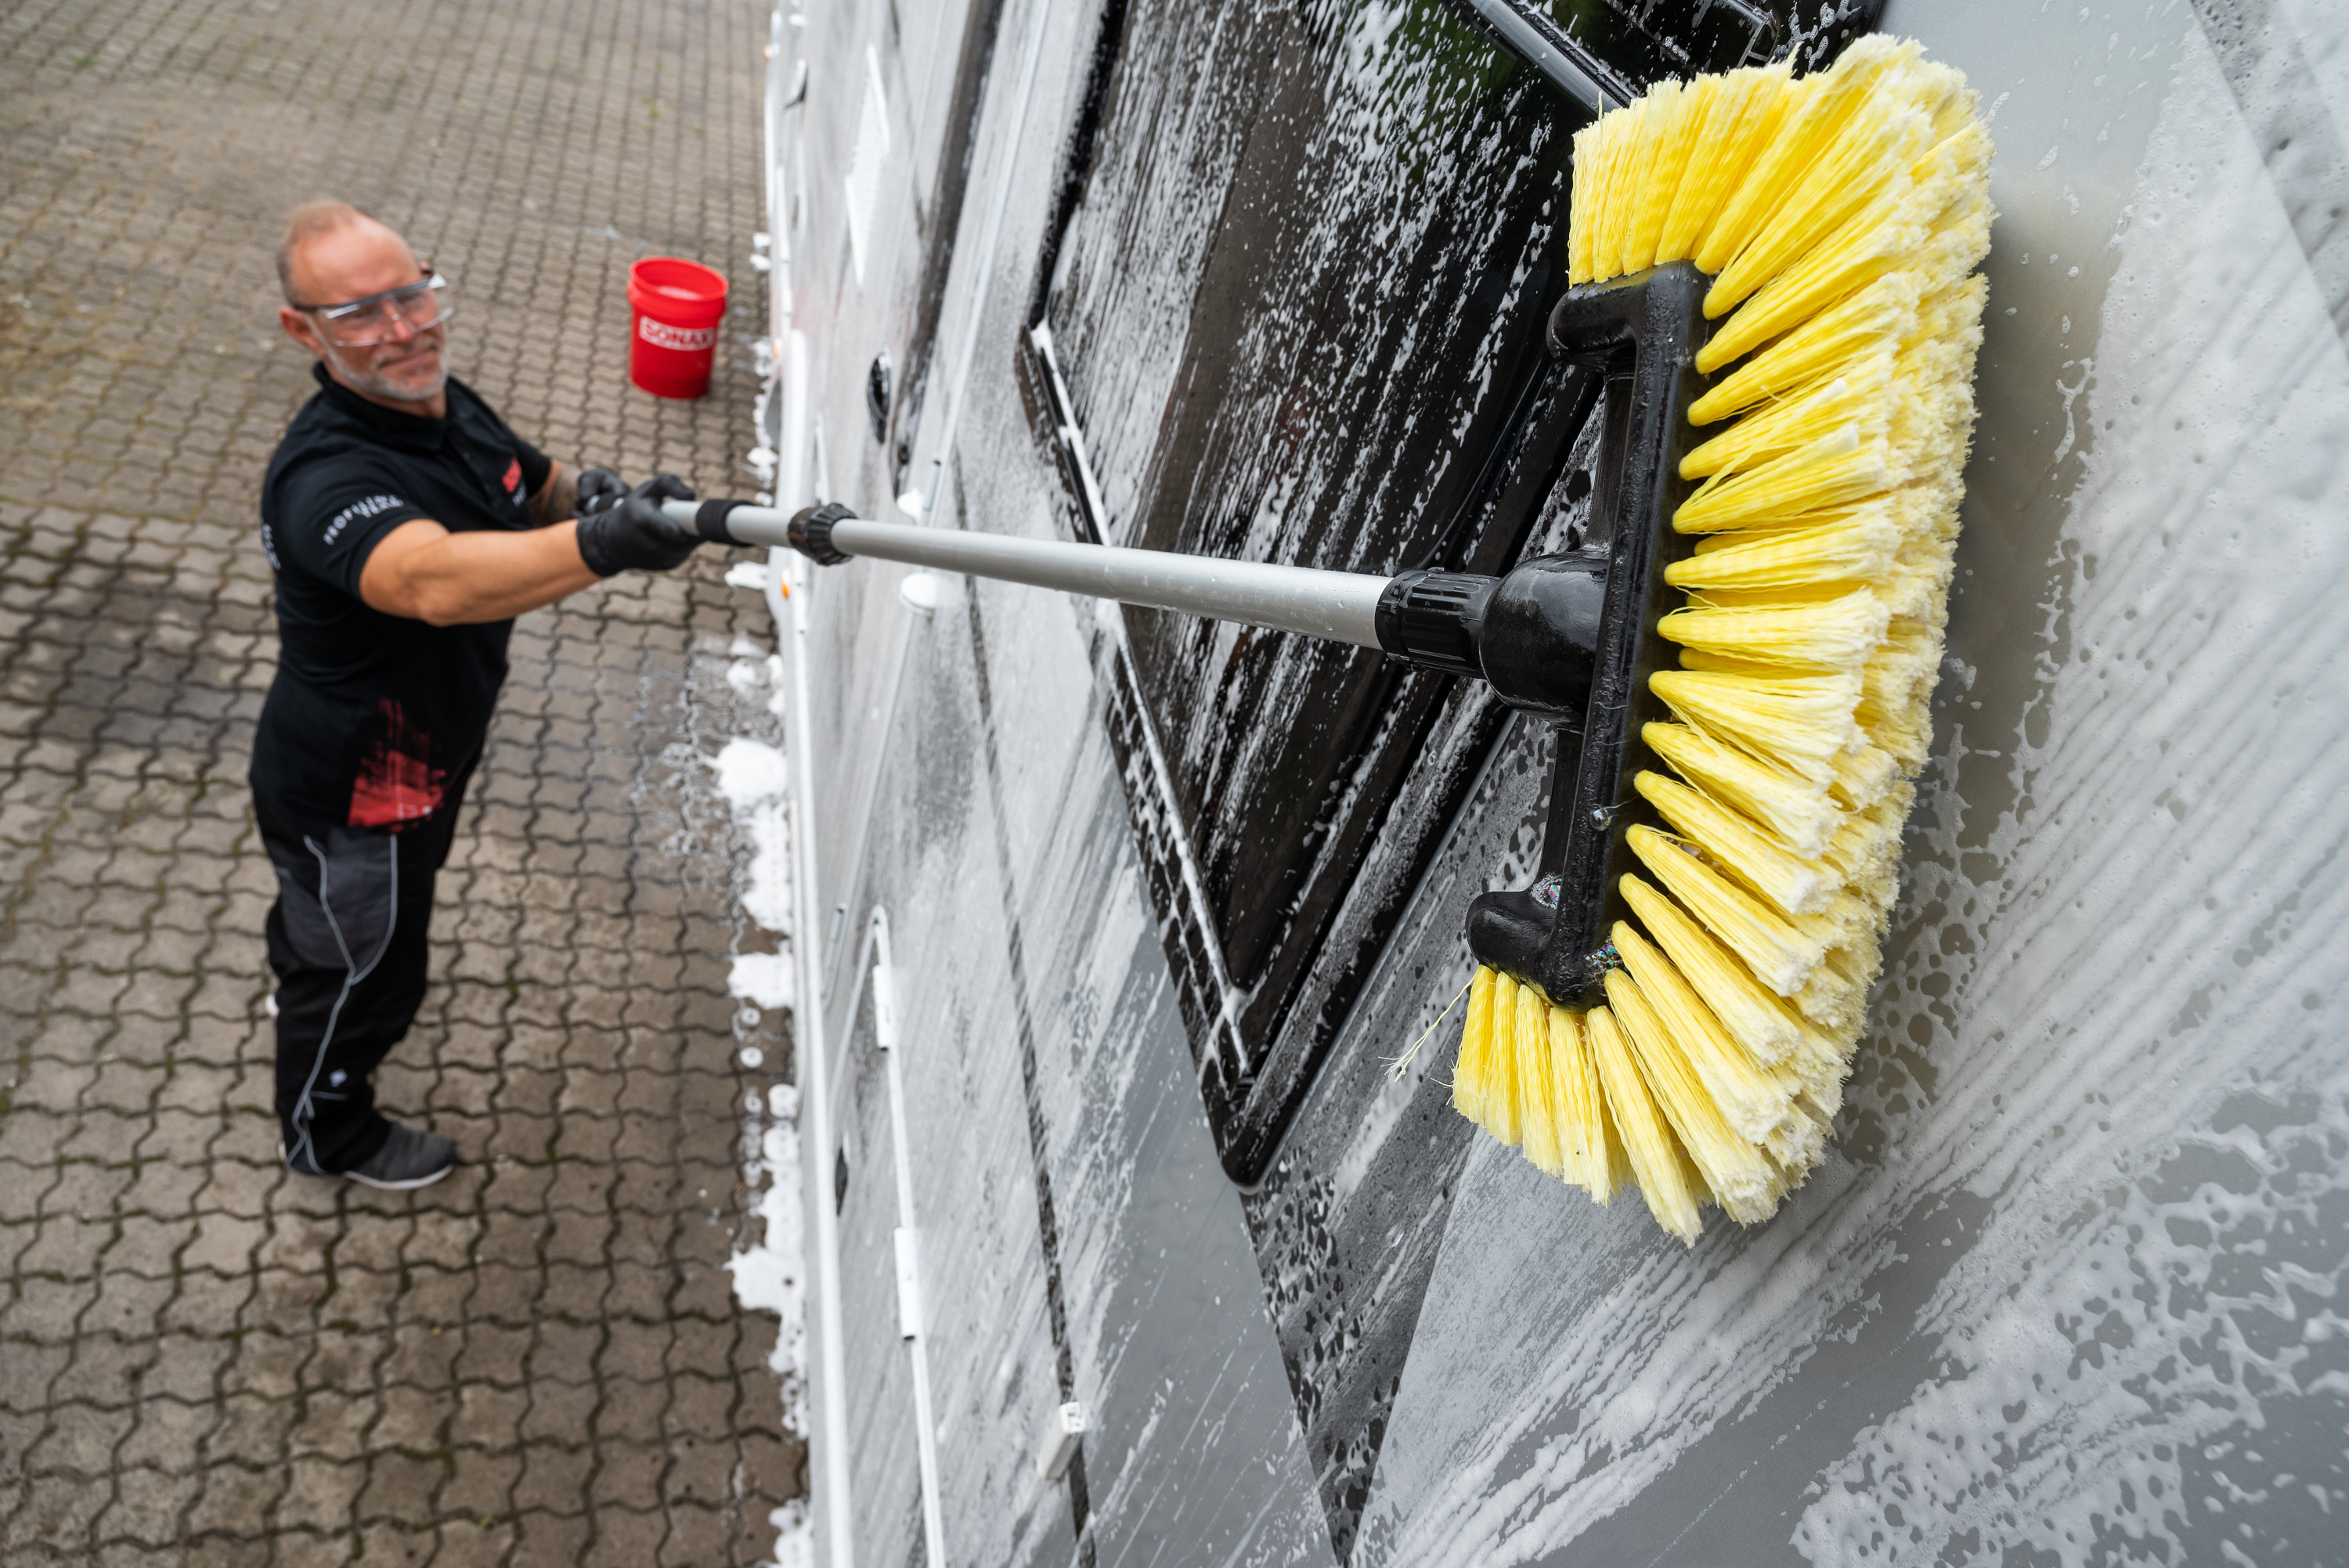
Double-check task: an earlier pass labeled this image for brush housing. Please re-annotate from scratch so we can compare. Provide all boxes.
[1458,263,1712,1008]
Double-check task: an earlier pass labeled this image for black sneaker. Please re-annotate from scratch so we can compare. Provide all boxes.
[283,1124,456,1189]
[346,1124,457,1189]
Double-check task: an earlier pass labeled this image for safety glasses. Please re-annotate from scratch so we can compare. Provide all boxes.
[295,270,456,348]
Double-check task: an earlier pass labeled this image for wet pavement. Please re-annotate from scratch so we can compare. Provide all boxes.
[0,0,804,1562]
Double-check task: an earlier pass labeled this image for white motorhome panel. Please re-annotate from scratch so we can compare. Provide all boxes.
[759,1,2349,1563]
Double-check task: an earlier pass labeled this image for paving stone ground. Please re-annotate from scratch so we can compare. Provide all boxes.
[0,0,806,1562]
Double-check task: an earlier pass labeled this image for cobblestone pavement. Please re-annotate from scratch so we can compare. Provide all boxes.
[0,0,806,1562]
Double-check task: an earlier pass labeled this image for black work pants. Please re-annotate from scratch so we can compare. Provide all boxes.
[257,788,467,1175]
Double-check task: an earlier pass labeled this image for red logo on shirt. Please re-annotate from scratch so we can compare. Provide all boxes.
[503,456,524,499]
[348,700,447,828]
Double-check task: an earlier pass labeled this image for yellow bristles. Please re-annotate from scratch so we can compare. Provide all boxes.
[1688,70,1818,272]
[1484,971,1525,1146]
[1667,506,1901,593]
[1660,589,1890,673]
[1795,941,1878,1035]
[1584,1005,1705,1244]
[1919,118,1994,200]
[1568,122,1599,290]
[1628,826,1828,998]
[1548,1004,1627,1202]
[1696,190,1929,373]
[1656,66,1791,266]
[1687,272,1920,425]
[1823,784,1912,892]
[1704,99,1930,318]
[1619,875,1810,1068]
[1694,36,1913,279]
[1641,719,1841,857]
[1763,1099,1828,1177]
[1673,424,1898,532]
[1654,77,1729,258]
[1829,741,1899,810]
[1447,35,1989,1243]
[1588,106,1639,283]
[1915,188,1994,287]
[1651,668,1863,784]
[1611,925,1793,1151]
[1452,964,1497,1124]
[1929,273,1990,348]
[1680,358,1895,480]
[1857,622,1941,767]
[1635,771,1833,917]
[1616,83,1679,276]
[1604,967,1782,1224]
[1924,70,1977,141]
[1513,980,1561,1174]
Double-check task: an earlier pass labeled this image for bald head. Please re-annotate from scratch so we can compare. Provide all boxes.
[277,200,406,305]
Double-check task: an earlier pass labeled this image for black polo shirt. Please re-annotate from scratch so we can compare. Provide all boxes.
[251,364,553,834]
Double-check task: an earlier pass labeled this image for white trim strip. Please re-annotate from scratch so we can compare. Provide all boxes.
[784,554,856,1568]
[871,910,949,1568]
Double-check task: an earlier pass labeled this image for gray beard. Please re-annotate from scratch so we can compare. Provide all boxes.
[340,362,447,404]
[326,339,448,406]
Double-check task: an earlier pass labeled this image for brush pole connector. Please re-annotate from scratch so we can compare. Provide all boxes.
[1373,557,1607,718]
[1373,570,1491,678]
[788,503,854,565]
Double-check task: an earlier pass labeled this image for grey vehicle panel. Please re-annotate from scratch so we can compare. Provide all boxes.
[764,0,2349,1563]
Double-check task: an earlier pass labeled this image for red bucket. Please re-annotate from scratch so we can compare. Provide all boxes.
[626,257,728,399]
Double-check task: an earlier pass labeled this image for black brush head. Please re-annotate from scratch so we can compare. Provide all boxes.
[1459,263,1712,1009]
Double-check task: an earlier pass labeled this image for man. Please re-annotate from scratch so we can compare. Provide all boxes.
[255,200,711,1188]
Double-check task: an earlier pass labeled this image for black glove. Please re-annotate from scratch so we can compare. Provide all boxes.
[575,474,699,576]
[574,466,627,518]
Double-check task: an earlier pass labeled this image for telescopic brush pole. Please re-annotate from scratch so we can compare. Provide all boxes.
[664,497,1609,722]
[673,268,1719,1017]
[681,499,1387,647]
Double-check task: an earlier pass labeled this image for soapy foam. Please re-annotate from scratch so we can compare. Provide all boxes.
[669,633,810,1568]
[712,735,795,942]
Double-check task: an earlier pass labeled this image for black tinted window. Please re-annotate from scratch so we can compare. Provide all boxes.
[1030,0,1867,1179]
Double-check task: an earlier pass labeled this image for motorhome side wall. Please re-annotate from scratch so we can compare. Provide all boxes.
[763,2,2349,1563]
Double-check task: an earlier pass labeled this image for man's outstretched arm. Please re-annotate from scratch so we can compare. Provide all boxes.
[359,515,599,626]
[358,467,701,625]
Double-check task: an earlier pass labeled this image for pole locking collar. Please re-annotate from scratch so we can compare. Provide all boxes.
[788,503,856,565]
